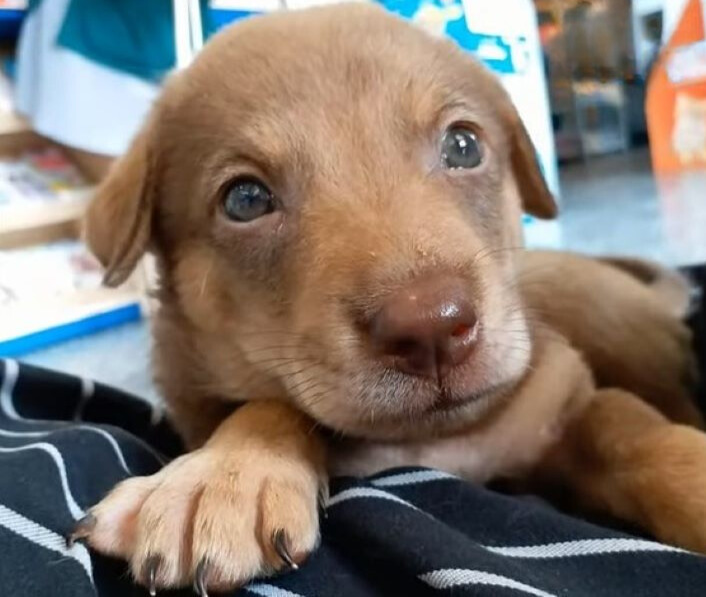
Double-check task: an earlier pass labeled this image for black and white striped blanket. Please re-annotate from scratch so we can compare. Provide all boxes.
[2,357,706,597]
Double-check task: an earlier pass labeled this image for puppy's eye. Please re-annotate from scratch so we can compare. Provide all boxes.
[441,125,483,170]
[222,178,275,222]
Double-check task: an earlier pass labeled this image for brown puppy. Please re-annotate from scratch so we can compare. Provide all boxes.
[78,4,706,593]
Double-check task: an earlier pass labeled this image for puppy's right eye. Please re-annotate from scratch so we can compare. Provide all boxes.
[222,178,275,222]
[441,125,483,170]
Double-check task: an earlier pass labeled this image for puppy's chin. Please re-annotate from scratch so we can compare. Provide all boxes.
[292,328,533,441]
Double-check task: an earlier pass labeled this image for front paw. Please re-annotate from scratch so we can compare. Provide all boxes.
[71,446,325,593]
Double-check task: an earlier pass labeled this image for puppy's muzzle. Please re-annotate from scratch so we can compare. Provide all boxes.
[367,275,478,381]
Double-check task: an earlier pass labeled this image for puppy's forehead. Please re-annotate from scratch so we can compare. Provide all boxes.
[168,5,506,163]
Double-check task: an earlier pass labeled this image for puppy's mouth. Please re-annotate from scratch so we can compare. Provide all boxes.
[329,372,517,440]
[425,388,478,413]
[367,355,516,421]
[424,378,514,415]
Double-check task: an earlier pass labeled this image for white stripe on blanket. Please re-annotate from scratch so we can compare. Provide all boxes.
[0,443,84,519]
[0,504,93,582]
[420,568,555,596]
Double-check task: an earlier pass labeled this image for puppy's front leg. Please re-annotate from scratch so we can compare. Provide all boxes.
[544,389,706,552]
[73,401,326,593]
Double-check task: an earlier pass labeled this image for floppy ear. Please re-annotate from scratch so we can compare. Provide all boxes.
[506,110,558,219]
[83,122,157,288]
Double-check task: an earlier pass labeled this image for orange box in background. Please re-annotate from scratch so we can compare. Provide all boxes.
[646,0,706,174]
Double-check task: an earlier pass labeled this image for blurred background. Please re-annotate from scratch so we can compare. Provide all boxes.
[0,0,704,398]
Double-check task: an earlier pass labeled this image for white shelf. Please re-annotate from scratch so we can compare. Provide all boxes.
[0,188,93,249]
[0,286,143,346]
[0,236,150,355]
[0,55,149,353]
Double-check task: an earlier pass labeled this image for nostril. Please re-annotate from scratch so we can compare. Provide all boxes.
[451,323,473,338]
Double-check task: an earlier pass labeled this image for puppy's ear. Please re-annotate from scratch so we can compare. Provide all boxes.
[506,110,558,219]
[83,121,157,287]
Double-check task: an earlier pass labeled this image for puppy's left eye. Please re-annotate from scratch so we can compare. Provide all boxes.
[222,178,275,223]
[441,125,483,170]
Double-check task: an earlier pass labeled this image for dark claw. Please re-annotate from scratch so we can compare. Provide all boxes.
[142,554,163,597]
[66,513,96,548]
[272,528,298,571]
[194,559,210,597]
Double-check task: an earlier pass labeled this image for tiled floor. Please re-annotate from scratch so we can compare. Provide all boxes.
[22,320,158,402]
[558,148,706,266]
[20,149,706,399]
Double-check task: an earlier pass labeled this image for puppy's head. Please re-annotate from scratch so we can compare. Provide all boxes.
[85,4,556,439]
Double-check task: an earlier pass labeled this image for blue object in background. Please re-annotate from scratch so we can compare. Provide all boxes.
[0,9,24,40]
[0,4,257,65]
[2,56,16,80]
[380,0,521,74]
[0,303,142,357]
[56,0,212,82]
[207,1,526,76]
[210,7,258,30]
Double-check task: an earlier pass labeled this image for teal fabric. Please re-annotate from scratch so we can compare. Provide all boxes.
[28,0,212,82]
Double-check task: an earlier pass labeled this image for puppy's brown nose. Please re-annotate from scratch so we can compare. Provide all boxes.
[370,276,478,380]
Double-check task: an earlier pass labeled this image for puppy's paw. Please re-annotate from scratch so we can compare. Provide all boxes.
[71,446,324,593]
[633,425,706,554]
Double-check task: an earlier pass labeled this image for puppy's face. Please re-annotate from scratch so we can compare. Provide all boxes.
[85,5,556,439]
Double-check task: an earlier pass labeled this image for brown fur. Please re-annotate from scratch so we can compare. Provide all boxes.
[80,5,705,592]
